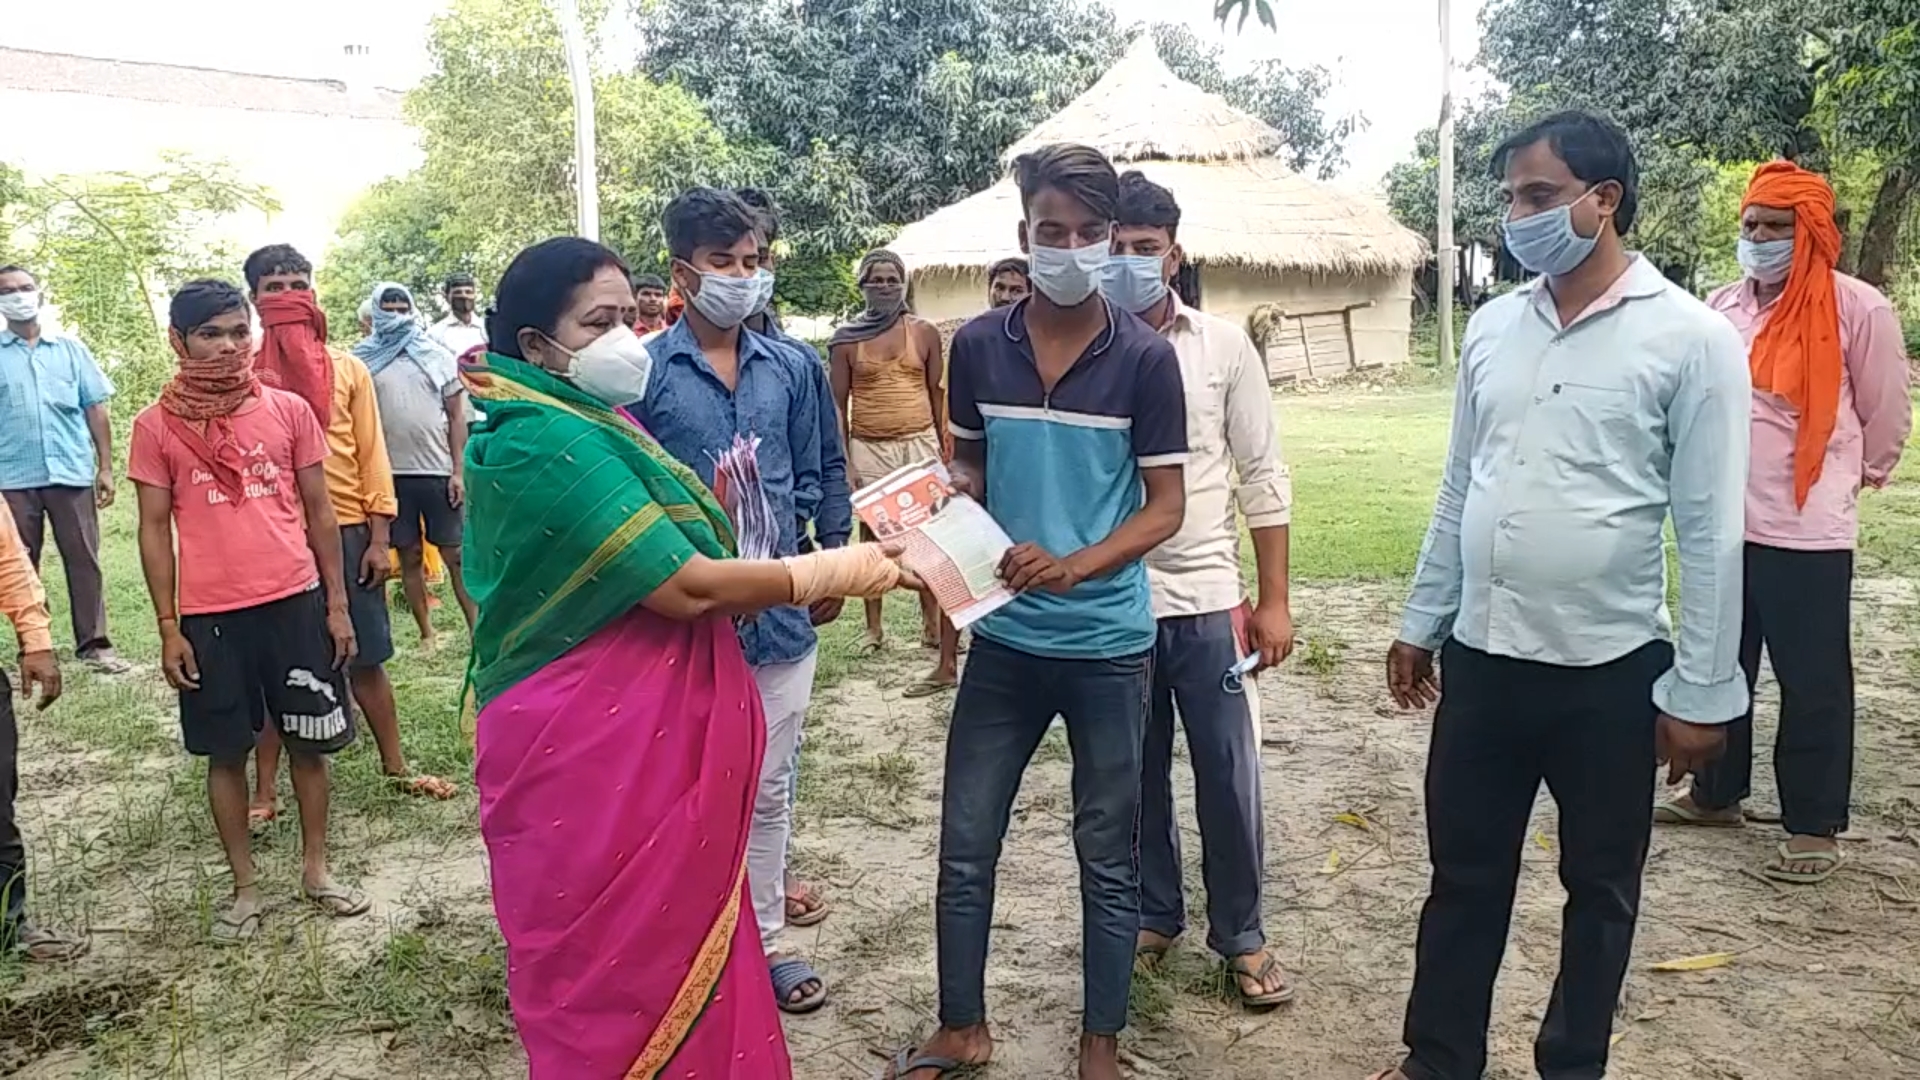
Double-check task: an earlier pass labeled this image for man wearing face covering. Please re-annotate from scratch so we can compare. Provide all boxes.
[1368,111,1752,1080]
[357,283,475,645]
[1654,163,1912,884]
[1102,173,1297,1009]
[828,250,948,665]
[885,143,1187,1080]
[626,187,833,1017]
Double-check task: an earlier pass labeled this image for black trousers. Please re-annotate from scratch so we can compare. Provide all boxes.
[1401,638,1670,1080]
[1691,543,1854,837]
[0,669,22,943]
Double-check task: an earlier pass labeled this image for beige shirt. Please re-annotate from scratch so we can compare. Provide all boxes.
[1144,298,1292,618]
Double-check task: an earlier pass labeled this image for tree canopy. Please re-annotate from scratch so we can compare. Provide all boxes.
[0,157,278,415]
[1383,0,1919,296]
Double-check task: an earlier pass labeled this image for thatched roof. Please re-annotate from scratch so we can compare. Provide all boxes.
[892,37,1425,279]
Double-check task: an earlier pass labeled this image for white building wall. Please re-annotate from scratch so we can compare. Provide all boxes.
[0,87,419,269]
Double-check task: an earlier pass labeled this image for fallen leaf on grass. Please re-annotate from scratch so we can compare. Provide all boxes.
[1533,832,1552,851]
[1648,952,1734,972]
[1322,849,1341,874]
[1334,811,1374,832]
[1610,1032,1626,1047]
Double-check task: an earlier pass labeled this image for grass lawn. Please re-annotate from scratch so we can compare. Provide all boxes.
[3,377,1917,1073]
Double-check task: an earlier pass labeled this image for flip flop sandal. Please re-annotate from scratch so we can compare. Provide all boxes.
[1227,952,1297,1007]
[1763,841,1844,885]
[305,883,373,918]
[902,678,957,699]
[248,806,277,836]
[786,884,831,928]
[879,1048,976,1078]
[856,639,886,654]
[1744,806,1784,824]
[390,774,458,800]
[211,907,263,946]
[1652,798,1746,828]
[770,957,827,1014]
[18,927,89,962]
[1134,934,1177,972]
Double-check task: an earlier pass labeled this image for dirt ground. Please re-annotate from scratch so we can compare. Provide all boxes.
[9,576,1920,1078]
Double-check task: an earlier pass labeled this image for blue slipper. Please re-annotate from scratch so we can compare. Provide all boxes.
[770,956,826,1014]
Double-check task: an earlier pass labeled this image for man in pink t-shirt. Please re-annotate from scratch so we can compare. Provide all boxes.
[128,280,371,941]
[1657,167,1913,884]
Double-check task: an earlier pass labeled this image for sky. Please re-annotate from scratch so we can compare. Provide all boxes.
[10,0,1486,188]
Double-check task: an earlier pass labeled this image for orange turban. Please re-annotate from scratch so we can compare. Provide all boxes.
[1742,160,1844,509]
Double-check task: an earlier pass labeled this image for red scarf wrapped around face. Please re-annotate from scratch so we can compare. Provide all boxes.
[159,351,262,505]
[253,290,334,427]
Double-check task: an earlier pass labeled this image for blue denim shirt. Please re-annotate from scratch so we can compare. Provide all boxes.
[0,330,114,491]
[632,319,822,667]
[758,322,852,548]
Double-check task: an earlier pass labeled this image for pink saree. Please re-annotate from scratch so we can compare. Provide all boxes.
[475,607,791,1079]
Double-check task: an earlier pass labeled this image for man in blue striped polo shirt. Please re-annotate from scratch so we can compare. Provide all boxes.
[885,144,1188,1080]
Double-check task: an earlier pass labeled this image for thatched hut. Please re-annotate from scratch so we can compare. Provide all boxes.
[890,37,1427,377]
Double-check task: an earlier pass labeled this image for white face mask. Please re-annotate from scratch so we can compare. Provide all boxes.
[0,289,41,323]
[1027,235,1111,307]
[551,324,655,407]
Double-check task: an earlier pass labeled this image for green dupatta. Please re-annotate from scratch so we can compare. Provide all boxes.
[460,353,736,708]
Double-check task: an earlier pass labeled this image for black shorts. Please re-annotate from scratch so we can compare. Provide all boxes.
[340,523,395,669]
[177,588,355,760]
[392,475,463,550]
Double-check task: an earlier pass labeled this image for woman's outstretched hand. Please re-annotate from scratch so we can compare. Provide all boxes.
[786,542,923,603]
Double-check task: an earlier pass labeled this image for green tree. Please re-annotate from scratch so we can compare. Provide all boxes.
[1821,0,1920,285]
[1149,23,1363,179]
[639,0,1360,224]
[1,156,277,415]
[328,0,881,318]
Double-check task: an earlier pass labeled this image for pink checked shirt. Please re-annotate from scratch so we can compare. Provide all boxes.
[1707,273,1912,551]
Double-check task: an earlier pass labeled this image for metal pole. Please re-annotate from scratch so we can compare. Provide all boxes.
[552,0,599,240]
[1436,0,1456,367]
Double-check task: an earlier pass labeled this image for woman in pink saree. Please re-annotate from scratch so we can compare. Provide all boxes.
[461,239,909,1078]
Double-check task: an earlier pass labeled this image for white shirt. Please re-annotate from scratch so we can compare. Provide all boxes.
[428,315,488,359]
[1143,297,1292,619]
[1398,256,1751,723]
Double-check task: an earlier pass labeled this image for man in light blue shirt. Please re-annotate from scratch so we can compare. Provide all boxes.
[0,266,126,671]
[1369,112,1750,1080]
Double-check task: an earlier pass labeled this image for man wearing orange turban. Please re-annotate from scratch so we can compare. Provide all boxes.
[1657,161,1912,885]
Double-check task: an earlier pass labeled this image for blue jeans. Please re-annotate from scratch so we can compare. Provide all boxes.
[935,636,1151,1035]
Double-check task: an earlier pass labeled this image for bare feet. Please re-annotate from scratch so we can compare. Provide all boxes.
[888,1025,993,1079]
[1079,1033,1122,1080]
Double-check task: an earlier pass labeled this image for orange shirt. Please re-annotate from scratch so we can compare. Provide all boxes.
[0,497,52,654]
[322,350,398,526]
[846,319,937,441]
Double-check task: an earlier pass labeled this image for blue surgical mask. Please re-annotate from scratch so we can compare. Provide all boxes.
[1502,187,1599,277]
[1028,235,1111,307]
[1102,254,1169,313]
[682,265,761,329]
[751,268,776,316]
[1737,237,1795,286]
